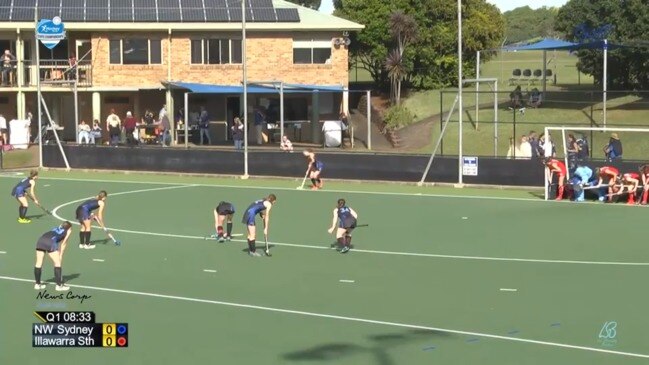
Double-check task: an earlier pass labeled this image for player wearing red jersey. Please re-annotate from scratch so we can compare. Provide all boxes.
[615,172,641,205]
[545,158,567,200]
[640,165,649,205]
[595,166,619,202]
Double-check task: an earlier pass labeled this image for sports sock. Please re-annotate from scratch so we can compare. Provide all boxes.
[311,178,316,186]
[34,267,42,284]
[217,226,224,238]
[345,235,353,246]
[643,189,648,203]
[54,267,62,286]
[337,237,345,247]
[628,193,635,203]
[226,222,233,237]
[19,206,26,219]
[248,239,256,252]
[23,206,28,218]
[85,232,92,245]
[79,231,85,245]
[316,178,322,187]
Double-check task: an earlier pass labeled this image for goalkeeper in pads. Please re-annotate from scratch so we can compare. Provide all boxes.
[213,201,235,242]
[328,199,358,254]
[570,164,594,202]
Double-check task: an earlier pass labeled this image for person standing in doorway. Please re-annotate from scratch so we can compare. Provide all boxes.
[156,104,171,147]
[231,117,244,150]
[123,111,137,146]
[199,106,211,145]
[106,109,121,146]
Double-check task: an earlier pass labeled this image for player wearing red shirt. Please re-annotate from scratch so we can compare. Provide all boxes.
[639,165,649,205]
[545,158,567,200]
[618,172,641,205]
[596,166,619,202]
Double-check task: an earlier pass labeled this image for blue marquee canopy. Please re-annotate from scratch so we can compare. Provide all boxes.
[503,38,627,52]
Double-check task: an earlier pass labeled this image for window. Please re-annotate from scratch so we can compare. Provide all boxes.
[190,39,243,65]
[109,39,162,65]
[293,39,332,64]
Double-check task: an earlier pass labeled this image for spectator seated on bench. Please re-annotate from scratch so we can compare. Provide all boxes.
[509,86,526,114]
[90,120,102,145]
[78,120,91,144]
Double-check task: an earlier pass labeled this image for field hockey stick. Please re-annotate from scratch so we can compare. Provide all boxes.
[355,224,369,228]
[296,169,309,190]
[264,233,271,257]
[93,216,121,246]
[29,196,52,215]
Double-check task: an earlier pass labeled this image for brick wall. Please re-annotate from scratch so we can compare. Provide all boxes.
[90,31,349,88]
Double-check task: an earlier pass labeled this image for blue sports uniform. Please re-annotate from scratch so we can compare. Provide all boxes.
[36,225,70,252]
[314,159,324,172]
[337,206,357,229]
[242,199,267,226]
[75,199,100,222]
[570,166,594,202]
[11,178,32,198]
[216,202,235,215]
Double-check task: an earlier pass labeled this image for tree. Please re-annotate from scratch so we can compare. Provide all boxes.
[555,0,649,89]
[385,11,417,104]
[503,6,560,44]
[285,0,322,10]
[335,0,505,89]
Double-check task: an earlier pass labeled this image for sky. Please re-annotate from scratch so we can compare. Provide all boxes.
[318,0,569,15]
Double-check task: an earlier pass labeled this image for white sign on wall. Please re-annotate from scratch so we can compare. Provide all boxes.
[462,156,478,176]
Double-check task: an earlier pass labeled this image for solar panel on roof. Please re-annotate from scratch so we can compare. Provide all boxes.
[110,0,133,21]
[205,8,228,21]
[249,0,272,9]
[180,0,204,22]
[39,0,61,19]
[275,8,299,22]
[252,8,276,22]
[85,0,108,21]
[11,0,35,21]
[133,0,157,21]
[157,0,180,21]
[60,0,85,21]
[205,0,227,9]
[0,0,11,21]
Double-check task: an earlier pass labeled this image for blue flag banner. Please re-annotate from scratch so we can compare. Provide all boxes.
[36,17,66,49]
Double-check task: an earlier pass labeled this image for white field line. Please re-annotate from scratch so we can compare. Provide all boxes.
[1,275,647,359]
[48,186,649,267]
[203,269,217,273]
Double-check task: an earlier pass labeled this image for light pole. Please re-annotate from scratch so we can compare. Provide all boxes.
[242,0,249,178]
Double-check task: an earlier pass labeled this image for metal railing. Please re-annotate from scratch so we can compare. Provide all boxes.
[22,59,93,87]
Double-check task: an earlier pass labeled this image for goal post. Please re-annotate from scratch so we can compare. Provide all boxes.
[543,126,649,201]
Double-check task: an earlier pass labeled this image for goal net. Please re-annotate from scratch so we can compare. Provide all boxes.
[543,126,649,201]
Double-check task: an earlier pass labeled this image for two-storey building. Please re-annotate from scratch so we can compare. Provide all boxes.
[0,0,362,143]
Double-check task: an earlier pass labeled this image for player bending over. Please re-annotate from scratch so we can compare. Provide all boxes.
[639,165,649,205]
[570,164,594,202]
[11,170,40,223]
[328,199,358,254]
[34,221,72,291]
[303,149,324,190]
[75,190,107,249]
[595,166,619,202]
[545,158,567,200]
[214,201,235,242]
[241,194,276,256]
[615,172,641,205]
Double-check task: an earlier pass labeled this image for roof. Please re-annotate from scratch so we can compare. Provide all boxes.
[164,81,346,93]
[504,38,628,51]
[0,0,364,31]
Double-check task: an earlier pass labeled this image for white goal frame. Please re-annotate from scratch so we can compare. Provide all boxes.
[544,126,649,200]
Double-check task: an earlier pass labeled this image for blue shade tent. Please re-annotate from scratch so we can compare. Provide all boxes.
[501,38,627,125]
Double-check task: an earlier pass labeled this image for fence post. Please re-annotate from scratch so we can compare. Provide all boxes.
[512,107,516,158]
[440,91,444,155]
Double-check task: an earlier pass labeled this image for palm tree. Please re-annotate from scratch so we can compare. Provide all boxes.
[385,10,417,105]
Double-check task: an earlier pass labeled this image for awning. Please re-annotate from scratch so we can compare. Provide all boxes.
[163,81,346,94]
[503,38,628,52]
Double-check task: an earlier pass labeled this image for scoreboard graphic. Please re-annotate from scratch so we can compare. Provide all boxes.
[33,311,128,348]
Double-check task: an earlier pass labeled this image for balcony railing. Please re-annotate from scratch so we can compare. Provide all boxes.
[20,59,93,87]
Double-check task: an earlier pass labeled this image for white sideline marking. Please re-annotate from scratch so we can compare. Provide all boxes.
[462,217,468,220]
[43,184,51,187]
[500,288,518,292]
[0,275,647,359]
[50,187,649,267]
[339,279,355,283]
[0,251,6,254]
[92,259,105,262]
[203,269,217,273]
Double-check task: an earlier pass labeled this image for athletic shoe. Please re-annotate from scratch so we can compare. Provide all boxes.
[85,244,96,249]
[18,218,31,224]
[340,246,350,254]
[34,283,46,290]
[225,236,232,242]
[218,237,225,243]
[79,244,85,249]
[55,284,70,291]
[249,251,262,257]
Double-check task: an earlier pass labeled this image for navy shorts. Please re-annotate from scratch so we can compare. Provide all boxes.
[216,203,235,216]
[315,161,324,171]
[75,207,91,223]
[242,210,257,226]
[339,217,357,230]
[36,237,58,252]
[11,187,25,198]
